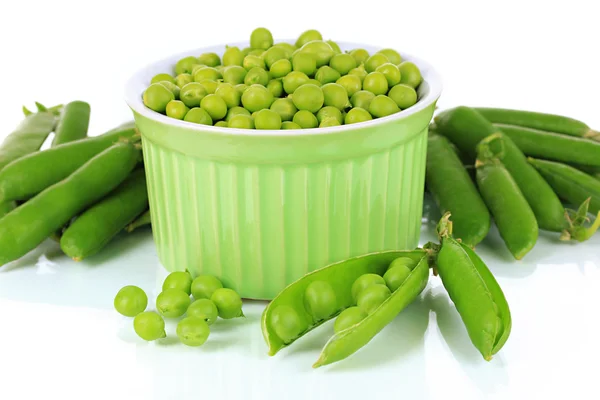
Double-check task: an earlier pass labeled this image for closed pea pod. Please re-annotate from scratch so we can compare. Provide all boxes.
[433,214,511,360]
[52,101,91,146]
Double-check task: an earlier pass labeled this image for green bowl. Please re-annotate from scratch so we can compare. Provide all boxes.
[125,41,442,300]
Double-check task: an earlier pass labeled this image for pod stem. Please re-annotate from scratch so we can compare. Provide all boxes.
[476,132,505,163]
[436,212,453,240]
[561,198,600,242]
[584,129,600,142]
[22,106,33,116]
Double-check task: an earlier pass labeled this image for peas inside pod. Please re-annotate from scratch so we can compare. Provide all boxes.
[143,27,423,129]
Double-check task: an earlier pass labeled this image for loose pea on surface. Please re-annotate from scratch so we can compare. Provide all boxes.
[315,66,341,85]
[336,75,362,98]
[350,90,376,110]
[175,73,193,88]
[176,317,210,347]
[242,85,275,112]
[198,52,221,67]
[295,29,323,48]
[377,48,402,65]
[383,258,413,292]
[250,27,274,50]
[363,72,389,96]
[356,284,391,315]
[267,79,284,98]
[398,61,423,88]
[271,305,308,343]
[321,83,350,110]
[270,59,292,79]
[334,306,367,334]
[180,83,208,108]
[216,83,242,108]
[151,73,175,85]
[134,311,166,341]
[187,298,218,325]
[223,46,244,66]
[316,106,343,124]
[292,52,317,76]
[223,65,247,85]
[270,98,298,121]
[201,94,228,121]
[229,114,255,129]
[349,48,370,65]
[162,271,193,294]
[292,84,324,113]
[293,110,319,129]
[304,280,338,321]
[255,109,282,130]
[191,275,223,299]
[345,107,373,125]
[388,84,418,109]
[211,288,243,319]
[156,288,191,318]
[184,107,213,125]
[114,285,148,317]
[143,83,174,113]
[364,53,390,73]
[369,95,400,118]
[329,53,357,76]
[351,273,386,303]
[376,63,402,87]
[166,100,190,120]
[282,121,302,129]
[283,71,309,94]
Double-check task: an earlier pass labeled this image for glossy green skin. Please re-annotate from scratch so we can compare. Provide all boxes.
[398,62,422,88]
[292,84,324,113]
[298,41,334,67]
[254,109,282,130]
[143,83,174,112]
[350,273,385,303]
[225,106,251,122]
[292,52,317,76]
[327,40,342,54]
[244,67,270,86]
[376,63,401,86]
[200,94,228,121]
[316,106,343,124]
[329,53,357,75]
[321,83,349,110]
[114,285,148,317]
[177,317,210,346]
[364,54,389,73]
[270,59,292,79]
[349,49,369,65]
[295,29,323,48]
[223,46,244,66]
[0,201,16,219]
[215,84,241,109]
[315,66,341,85]
[435,107,566,232]
[495,124,600,168]
[350,91,375,110]
[345,108,372,124]
[151,73,175,85]
[333,307,366,334]
[425,134,490,246]
[383,263,412,293]
[187,299,218,325]
[363,72,389,96]
[175,73,193,88]
[303,280,337,322]
[180,82,208,108]
[241,85,274,112]
[356,284,391,315]
[476,160,538,259]
[319,118,340,127]
[250,27,273,50]
[229,114,255,129]
[175,56,200,75]
[377,49,402,65]
[436,236,511,360]
[388,84,417,109]
[283,71,309,94]
[211,288,243,319]
[266,79,283,98]
[270,98,298,122]
[369,95,399,118]
[198,52,221,67]
[156,288,191,318]
[292,110,318,129]
[474,108,597,138]
[166,100,189,120]
[162,271,193,294]
[529,158,600,214]
[134,312,166,341]
[60,169,149,260]
[191,275,223,299]
[223,66,247,85]
[0,142,141,266]
[261,250,429,364]
[52,101,90,146]
[336,75,362,98]
[126,209,151,233]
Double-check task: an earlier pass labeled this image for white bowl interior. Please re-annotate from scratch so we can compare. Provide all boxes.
[124,40,443,136]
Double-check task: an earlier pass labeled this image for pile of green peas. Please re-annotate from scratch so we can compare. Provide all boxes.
[142,27,422,130]
[113,272,243,346]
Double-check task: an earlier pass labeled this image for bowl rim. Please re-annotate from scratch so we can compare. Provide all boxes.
[124,40,443,137]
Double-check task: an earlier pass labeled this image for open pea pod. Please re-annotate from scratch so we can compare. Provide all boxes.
[261,250,430,367]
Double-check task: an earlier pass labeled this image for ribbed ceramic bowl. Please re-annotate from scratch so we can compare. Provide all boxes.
[125,41,442,300]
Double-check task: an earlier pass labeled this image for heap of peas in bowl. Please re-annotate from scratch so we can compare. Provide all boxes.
[142,28,423,130]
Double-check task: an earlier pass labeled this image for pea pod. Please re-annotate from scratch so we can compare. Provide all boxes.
[425,133,490,246]
[435,107,565,232]
[126,209,151,233]
[52,101,91,146]
[0,141,141,267]
[494,124,600,168]
[0,122,137,202]
[0,201,16,219]
[475,140,538,259]
[60,168,149,261]
[433,213,511,360]
[473,107,599,140]
[261,250,430,367]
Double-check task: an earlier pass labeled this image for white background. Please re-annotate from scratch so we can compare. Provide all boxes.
[1,1,599,399]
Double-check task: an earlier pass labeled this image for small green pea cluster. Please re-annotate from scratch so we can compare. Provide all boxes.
[113,272,243,346]
[142,27,422,130]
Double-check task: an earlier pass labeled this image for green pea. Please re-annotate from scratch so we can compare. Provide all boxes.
[271,305,307,343]
[114,285,148,317]
[222,65,247,85]
[198,52,221,67]
[198,79,218,94]
[349,49,370,66]
[292,52,317,76]
[321,83,350,110]
[244,67,270,86]
[281,121,302,130]
[295,29,323,48]
[158,81,180,99]
[180,82,208,108]
[304,280,337,321]
[187,298,218,325]
[348,65,368,83]
[166,100,190,120]
[329,53,357,76]
[300,40,335,67]
[357,284,391,315]
[270,59,292,79]
[250,27,274,50]
[272,42,297,57]
[267,79,284,98]
[316,106,343,124]
[143,83,174,113]
[377,49,402,65]
[175,73,193,88]
[151,73,175,85]
[214,121,229,127]
[200,94,228,121]
[249,49,265,57]
[243,55,266,71]
[162,271,193,294]
[175,56,200,75]
[194,67,221,83]
[315,66,341,85]
[133,311,166,341]
[363,72,389,96]
[177,317,210,347]
[345,107,373,125]
[282,71,309,94]
[327,40,342,54]
[184,107,213,125]
[211,288,243,319]
[388,84,418,109]
[376,63,402,87]
[364,53,390,73]
[235,83,249,96]
[398,61,422,88]
[241,47,252,56]
[336,75,362,98]
[262,46,287,69]
[226,106,251,121]
[191,275,223,299]
[156,288,191,318]
[254,109,282,130]
[383,258,414,292]
[319,117,341,127]
[369,95,400,118]
[350,273,386,303]
[334,306,367,333]
[270,98,297,122]
[306,78,322,87]
[293,110,319,129]
[223,46,244,66]
[291,84,324,113]
[242,84,275,112]
[215,83,241,108]
[228,114,255,129]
